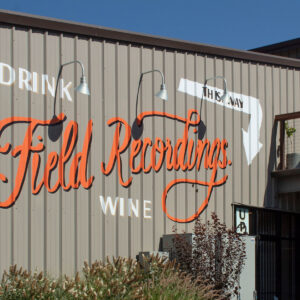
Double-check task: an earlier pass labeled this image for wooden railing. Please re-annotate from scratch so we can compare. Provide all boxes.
[275,111,300,170]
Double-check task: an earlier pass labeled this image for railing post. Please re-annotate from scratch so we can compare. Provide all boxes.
[279,120,285,170]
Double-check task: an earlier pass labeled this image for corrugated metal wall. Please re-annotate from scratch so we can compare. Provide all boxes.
[0,24,299,276]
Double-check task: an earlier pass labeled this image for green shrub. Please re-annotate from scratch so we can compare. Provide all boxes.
[142,257,221,299]
[0,256,221,299]
[0,265,67,299]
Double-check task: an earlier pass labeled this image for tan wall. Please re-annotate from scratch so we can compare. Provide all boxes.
[0,25,299,276]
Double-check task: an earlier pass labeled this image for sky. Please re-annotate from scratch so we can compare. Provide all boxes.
[1,0,300,50]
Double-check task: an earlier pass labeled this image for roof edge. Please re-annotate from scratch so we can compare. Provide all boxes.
[251,37,300,53]
[1,9,300,69]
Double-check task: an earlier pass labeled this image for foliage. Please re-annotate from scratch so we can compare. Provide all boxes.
[0,265,66,300]
[285,121,296,141]
[140,256,222,299]
[0,256,221,299]
[173,212,246,298]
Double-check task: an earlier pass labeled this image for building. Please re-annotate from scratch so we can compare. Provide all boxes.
[251,38,300,59]
[0,10,299,299]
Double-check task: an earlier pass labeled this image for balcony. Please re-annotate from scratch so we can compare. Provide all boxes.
[276,112,300,170]
[272,112,300,194]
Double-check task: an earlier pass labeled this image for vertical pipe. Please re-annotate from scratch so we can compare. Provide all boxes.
[279,120,285,170]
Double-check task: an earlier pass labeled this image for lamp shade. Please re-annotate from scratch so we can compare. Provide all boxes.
[220,92,228,103]
[156,83,168,101]
[75,76,90,96]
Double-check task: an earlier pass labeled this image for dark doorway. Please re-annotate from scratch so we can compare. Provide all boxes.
[255,209,300,300]
[234,205,300,299]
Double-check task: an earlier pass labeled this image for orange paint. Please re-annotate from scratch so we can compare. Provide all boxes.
[101,117,132,187]
[0,114,94,208]
[59,120,78,190]
[0,114,63,207]
[162,175,227,223]
[151,138,165,172]
[101,109,231,222]
[0,107,231,223]
[130,139,142,173]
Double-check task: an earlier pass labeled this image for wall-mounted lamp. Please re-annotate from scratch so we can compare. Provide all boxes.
[197,75,228,140]
[132,69,167,140]
[135,69,168,123]
[49,60,90,142]
[204,75,228,102]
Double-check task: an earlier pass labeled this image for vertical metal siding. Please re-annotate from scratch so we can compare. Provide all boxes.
[0,25,299,276]
[0,25,13,274]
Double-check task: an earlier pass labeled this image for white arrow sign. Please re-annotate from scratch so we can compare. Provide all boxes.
[178,78,263,165]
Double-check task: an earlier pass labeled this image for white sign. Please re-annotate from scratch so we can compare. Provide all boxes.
[178,78,263,165]
[99,195,152,219]
[0,61,73,101]
[235,207,249,234]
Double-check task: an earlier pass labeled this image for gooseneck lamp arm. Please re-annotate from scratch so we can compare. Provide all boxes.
[53,60,86,117]
[135,69,167,123]
[204,75,228,101]
[135,74,144,122]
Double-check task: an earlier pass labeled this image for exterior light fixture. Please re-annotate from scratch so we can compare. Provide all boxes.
[49,60,90,142]
[197,75,228,140]
[135,69,168,123]
[204,75,228,102]
[75,74,90,96]
[155,82,168,101]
